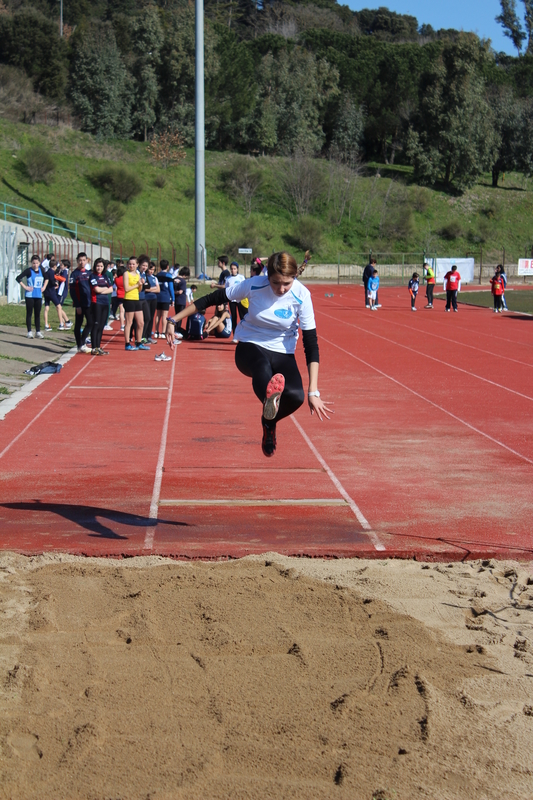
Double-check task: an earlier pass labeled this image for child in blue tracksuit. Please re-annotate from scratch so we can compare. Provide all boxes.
[408,272,419,311]
[368,270,379,310]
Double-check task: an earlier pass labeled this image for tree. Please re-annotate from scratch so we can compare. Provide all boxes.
[250,46,339,154]
[130,6,163,141]
[0,9,68,100]
[330,95,365,161]
[489,90,524,185]
[69,22,132,138]
[406,36,498,191]
[496,0,526,53]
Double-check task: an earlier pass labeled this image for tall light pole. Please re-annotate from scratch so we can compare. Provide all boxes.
[195,0,206,277]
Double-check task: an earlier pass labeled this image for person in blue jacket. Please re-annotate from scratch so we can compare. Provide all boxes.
[367,269,379,311]
[16,255,49,338]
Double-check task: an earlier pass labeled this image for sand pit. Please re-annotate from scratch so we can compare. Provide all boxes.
[0,552,532,800]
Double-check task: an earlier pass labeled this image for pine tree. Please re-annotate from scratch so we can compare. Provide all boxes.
[69,22,132,138]
[496,0,526,54]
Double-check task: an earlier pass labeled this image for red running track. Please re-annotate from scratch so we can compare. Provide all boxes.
[1,287,532,562]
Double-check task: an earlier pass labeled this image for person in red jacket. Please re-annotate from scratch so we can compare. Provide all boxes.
[490,268,506,313]
[443,265,461,312]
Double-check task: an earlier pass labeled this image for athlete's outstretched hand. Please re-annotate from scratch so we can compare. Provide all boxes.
[166,327,176,350]
[308,395,334,421]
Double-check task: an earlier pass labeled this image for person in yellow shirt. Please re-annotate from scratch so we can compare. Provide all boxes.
[123,256,149,350]
[424,262,436,308]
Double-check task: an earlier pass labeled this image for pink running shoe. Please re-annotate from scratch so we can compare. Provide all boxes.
[263,373,285,421]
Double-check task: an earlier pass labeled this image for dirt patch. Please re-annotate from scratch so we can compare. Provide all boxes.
[0,553,532,800]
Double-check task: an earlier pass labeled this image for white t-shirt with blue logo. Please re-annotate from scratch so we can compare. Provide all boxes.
[225,276,315,354]
[225,273,245,292]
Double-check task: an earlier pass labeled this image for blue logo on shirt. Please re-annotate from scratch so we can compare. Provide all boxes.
[274,308,293,319]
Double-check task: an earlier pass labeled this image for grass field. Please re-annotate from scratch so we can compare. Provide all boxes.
[456,289,533,314]
[2,119,533,265]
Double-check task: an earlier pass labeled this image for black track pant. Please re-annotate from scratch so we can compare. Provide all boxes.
[234,342,305,423]
[229,301,247,332]
[143,298,157,340]
[91,304,108,349]
[445,290,458,311]
[74,306,93,348]
[25,297,42,332]
[111,297,122,317]
[426,284,434,305]
[493,294,503,311]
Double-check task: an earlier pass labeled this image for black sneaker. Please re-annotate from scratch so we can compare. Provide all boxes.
[261,420,277,458]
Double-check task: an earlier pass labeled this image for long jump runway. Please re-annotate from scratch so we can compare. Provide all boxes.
[1,286,532,561]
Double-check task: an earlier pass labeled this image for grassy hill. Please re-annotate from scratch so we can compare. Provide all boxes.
[1,120,533,267]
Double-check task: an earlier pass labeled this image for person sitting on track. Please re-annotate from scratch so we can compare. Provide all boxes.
[204,302,232,339]
[165,251,333,458]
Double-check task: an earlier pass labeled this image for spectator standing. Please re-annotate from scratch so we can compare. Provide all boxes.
[16,254,48,339]
[123,256,149,351]
[498,264,509,310]
[490,268,506,313]
[424,262,435,308]
[89,258,113,354]
[57,260,72,330]
[367,269,379,311]
[225,262,246,332]
[114,264,126,330]
[408,272,419,311]
[69,252,93,352]
[362,258,377,308]
[443,265,461,312]
[43,256,69,331]
[143,263,160,341]
[173,266,190,326]
[154,260,175,338]
[211,256,230,287]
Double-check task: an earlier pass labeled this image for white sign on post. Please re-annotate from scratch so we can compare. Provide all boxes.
[238,248,253,254]
[518,259,533,276]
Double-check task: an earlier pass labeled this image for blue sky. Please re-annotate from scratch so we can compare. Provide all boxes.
[345,0,518,55]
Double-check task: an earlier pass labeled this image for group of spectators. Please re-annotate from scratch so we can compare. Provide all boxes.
[361,258,510,314]
[16,250,266,358]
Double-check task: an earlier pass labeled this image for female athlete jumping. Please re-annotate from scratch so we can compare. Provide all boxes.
[166,251,332,457]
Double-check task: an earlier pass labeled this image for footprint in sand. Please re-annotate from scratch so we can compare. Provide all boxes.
[7,732,42,761]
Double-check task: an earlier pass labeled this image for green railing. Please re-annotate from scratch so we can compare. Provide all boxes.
[1,201,111,244]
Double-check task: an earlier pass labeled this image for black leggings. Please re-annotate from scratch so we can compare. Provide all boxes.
[91,304,108,349]
[25,297,42,332]
[229,301,247,332]
[426,283,434,304]
[143,298,157,340]
[74,306,93,348]
[235,342,305,423]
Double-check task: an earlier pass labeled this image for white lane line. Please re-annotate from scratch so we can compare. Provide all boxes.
[318,310,533,403]
[321,335,533,467]
[291,416,385,551]
[160,498,346,506]
[355,313,533,370]
[0,355,94,461]
[143,347,178,551]
[69,386,169,390]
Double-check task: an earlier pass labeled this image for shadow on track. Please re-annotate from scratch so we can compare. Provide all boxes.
[2,501,190,540]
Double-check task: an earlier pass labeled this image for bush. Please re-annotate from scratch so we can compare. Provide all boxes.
[411,187,430,214]
[100,194,124,227]
[92,165,143,203]
[154,174,167,189]
[223,156,263,216]
[381,207,414,240]
[22,146,55,185]
[293,216,323,252]
[439,220,463,241]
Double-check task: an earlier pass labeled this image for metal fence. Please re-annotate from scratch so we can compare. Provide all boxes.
[1,202,111,247]
[0,225,17,300]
